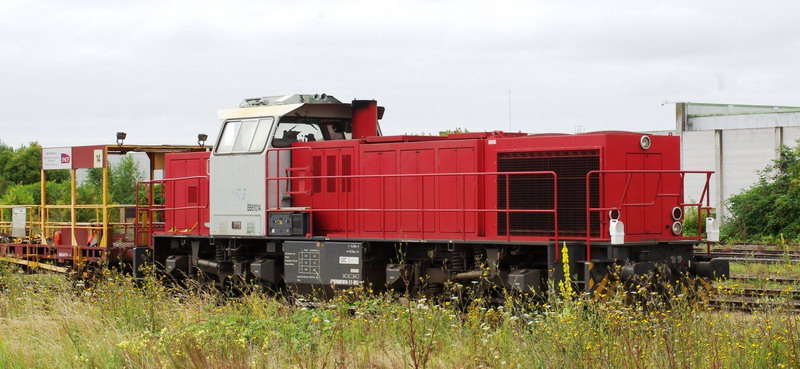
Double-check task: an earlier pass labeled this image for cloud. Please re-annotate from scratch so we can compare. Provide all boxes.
[0,0,799,147]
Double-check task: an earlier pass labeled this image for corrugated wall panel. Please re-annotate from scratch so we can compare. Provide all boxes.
[721,129,778,205]
[681,131,717,209]
[782,127,800,146]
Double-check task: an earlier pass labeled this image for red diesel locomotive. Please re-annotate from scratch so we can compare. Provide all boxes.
[138,94,726,296]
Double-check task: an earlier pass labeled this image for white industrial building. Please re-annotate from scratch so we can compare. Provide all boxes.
[672,103,800,219]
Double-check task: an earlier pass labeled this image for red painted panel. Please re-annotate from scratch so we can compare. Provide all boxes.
[614,137,674,238]
[71,145,105,169]
[459,148,478,233]
[437,148,477,233]
[361,150,397,232]
[358,139,481,238]
[339,152,356,231]
[289,131,692,243]
[624,154,646,234]
[311,148,357,232]
[398,149,435,234]
[645,153,663,234]
[437,148,460,232]
[163,152,210,235]
[313,150,337,231]
[380,151,398,232]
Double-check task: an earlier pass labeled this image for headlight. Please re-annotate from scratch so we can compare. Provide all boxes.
[640,135,651,150]
[671,221,683,235]
[671,206,683,220]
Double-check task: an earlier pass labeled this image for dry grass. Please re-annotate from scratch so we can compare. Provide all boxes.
[0,264,799,369]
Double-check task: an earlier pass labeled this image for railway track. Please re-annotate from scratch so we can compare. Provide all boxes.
[723,287,800,300]
[709,297,800,313]
[696,247,800,254]
[708,284,800,313]
[728,275,800,284]
[694,248,800,263]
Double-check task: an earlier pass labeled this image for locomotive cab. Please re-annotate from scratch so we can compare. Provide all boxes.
[209,94,382,238]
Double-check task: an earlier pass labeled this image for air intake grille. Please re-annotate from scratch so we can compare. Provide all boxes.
[497,150,600,237]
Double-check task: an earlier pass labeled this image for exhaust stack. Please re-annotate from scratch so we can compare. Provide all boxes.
[352,100,378,139]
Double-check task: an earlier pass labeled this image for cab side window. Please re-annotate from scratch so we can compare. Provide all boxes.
[272,122,325,147]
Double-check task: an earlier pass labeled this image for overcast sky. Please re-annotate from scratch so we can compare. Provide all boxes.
[1,0,799,148]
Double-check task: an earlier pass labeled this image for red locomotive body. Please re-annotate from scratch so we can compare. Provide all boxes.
[283,131,684,245]
[142,94,725,296]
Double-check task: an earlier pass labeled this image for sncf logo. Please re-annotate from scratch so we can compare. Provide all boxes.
[60,153,71,164]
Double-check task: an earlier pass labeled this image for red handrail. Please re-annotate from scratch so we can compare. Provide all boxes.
[266,169,560,258]
[584,170,714,261]
[135,175,210,246]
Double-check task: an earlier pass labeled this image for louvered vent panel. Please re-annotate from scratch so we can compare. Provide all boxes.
[497,150,600,237]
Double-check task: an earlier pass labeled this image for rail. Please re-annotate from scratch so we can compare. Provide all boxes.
[135,175,210,246]
[584,170,714,260]
[0,205,40,239]
[264,151,562,260]
[1,204,138,264]
[127,154,715,266]
[266,156,716,262]
[265,170,560,238]
[266,146,314,209]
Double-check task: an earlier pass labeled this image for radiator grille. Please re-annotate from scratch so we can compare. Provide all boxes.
[497,150,600,237]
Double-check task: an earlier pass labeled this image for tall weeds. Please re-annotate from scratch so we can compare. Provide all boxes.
[0,263,797,368]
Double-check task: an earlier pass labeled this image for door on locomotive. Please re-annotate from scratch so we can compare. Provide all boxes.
[208,94,360,239]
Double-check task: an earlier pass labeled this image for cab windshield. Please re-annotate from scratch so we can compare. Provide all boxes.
[215,117,274,154]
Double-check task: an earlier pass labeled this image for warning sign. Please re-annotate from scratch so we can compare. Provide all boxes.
[12,207,26,238]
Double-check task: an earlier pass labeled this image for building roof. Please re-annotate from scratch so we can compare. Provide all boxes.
[678,102,800,131]
[682,102,800,118]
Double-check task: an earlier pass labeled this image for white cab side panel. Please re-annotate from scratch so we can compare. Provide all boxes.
[210,154,266,236]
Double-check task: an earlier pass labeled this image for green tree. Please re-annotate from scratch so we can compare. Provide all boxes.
[0,141,69,195]
[69,156,144,205]
[85,167,103,190]
[1,153,143,205]
[0,184,36,205]
[109,155,144,205]
[0,143,10,193]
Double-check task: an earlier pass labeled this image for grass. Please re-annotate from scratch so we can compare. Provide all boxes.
[730,261,800,279]
[0,264,799,369]
[718,261,800,292]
